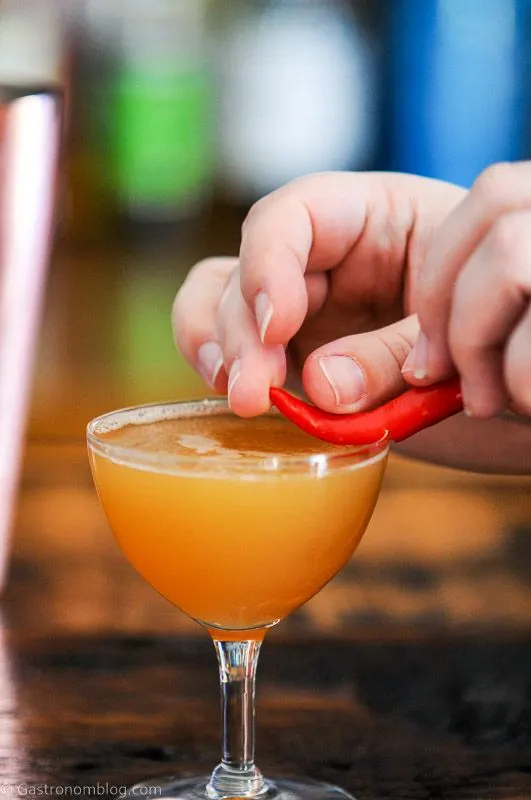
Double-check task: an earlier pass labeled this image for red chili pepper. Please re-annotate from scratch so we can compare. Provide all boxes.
[270,377,463,445]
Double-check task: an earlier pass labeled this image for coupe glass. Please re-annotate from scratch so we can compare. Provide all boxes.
[87,399,389,800]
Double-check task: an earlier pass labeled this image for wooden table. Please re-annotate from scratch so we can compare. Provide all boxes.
[4,227,531,798]
[0,437,529,799]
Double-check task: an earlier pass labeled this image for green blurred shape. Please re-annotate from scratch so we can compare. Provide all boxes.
[110,66,214,215]
[120,268,207,402]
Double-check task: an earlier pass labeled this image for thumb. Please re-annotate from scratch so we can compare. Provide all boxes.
[302,316,419,413]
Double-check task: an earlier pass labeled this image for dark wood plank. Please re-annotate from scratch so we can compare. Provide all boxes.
[0,441,529,798]
[4,630,531,799]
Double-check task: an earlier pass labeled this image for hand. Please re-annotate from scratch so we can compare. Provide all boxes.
[173,172,464,417]
[404,161,531,418]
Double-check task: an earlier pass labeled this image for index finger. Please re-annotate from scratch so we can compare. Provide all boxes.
[239,171,464,347]
[415,161,531,379]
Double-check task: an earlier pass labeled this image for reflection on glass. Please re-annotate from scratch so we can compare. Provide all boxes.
[0,84,61,590]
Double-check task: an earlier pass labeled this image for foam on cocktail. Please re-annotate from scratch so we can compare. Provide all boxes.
[102,414,343,458]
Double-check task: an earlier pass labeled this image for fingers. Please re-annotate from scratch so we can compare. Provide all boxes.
[239,190,311,346]
[447,211,531,417]
[172,257,237,392]
[175,171,466,417]
[215,269,286,417]
[505,304,531,415]
[173,257,286,416]
[173,250,420,417]
[302,316,420,413]
[411,162,531,381]
[239,171,465,346]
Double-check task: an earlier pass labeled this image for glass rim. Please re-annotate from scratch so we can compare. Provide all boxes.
[86,397,389,475]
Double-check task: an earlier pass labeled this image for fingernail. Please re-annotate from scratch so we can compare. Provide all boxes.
[228,359,242,407]
[412,330,429,380]
[197,341,224,387]
[255,291,274,343]
[319,356,367,407]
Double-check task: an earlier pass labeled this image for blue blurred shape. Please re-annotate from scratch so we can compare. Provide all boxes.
[389,0,529,186]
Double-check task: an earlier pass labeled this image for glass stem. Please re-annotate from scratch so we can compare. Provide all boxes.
[207,639,265,799]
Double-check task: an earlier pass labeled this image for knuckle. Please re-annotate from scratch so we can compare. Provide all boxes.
[241,184,294,242]
[189,256,236,281]
[487,213,528,264]
[241,195,272,235]
[473,162,517,212]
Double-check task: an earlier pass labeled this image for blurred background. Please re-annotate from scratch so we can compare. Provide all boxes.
[16,0,530,438]
[10,0,528,437]
[3,0,531,637]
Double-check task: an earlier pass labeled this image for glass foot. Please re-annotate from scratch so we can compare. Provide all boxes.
[126,775,355,799]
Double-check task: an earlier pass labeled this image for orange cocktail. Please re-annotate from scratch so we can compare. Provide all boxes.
[87,399,388,800]
[90,409,386,637]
